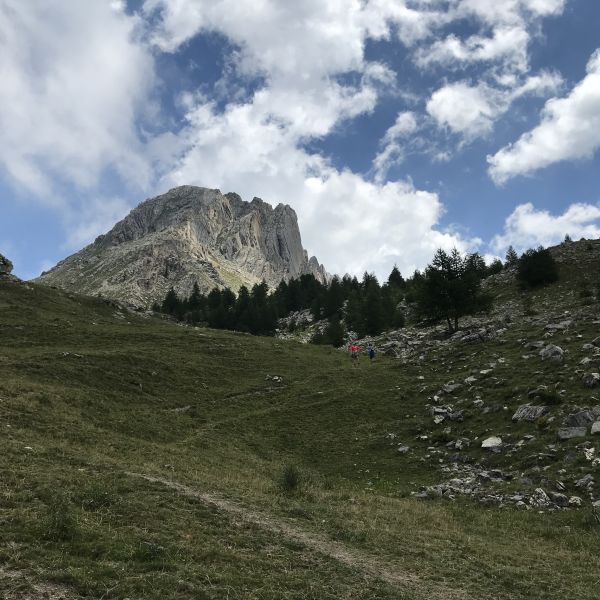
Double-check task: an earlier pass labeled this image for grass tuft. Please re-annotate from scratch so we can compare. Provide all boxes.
[278,464,302,494]
[41,492,79,542]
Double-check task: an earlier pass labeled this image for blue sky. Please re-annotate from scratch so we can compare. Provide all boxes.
[1,0,600,280]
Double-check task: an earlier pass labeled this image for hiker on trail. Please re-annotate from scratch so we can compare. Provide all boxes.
[367,343,375,363]
[350,343,360,367]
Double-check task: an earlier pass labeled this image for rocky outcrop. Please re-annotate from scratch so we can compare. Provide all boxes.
[36,186,328,307]
[0,253,13,277]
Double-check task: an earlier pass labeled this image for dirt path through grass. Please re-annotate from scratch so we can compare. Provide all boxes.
[127,472,467,600]
[0,565,78,600]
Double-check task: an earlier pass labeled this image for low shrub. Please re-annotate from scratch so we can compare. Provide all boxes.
[279,464,301,494]
[42,493,79,541]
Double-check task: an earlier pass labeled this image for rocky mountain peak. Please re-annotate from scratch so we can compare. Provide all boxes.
[37,186,328,307]
[0,253,14,277]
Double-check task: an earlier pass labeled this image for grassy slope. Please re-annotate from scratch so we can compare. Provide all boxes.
[1,274,600,599]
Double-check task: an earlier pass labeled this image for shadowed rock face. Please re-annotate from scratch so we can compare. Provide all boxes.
[0,254,13,277]
[36,186,328,307]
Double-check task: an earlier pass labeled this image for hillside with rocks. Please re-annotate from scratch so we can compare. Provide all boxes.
[1,243,600,599]
[277,239,600,510]
[36,186,328,307]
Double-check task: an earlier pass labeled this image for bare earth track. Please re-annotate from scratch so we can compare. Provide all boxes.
[126,472,467,600]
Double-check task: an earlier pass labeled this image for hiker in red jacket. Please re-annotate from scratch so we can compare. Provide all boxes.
[349,343,360,367]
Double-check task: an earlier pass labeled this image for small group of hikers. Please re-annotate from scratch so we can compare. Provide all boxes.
[349,342,375,366]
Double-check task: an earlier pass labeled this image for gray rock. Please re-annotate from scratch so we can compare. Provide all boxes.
[35,186,329,307]
[0,253,13,276]
[545,320,573,332]
[540,345,564,364]
[569,496,582,507]
[530,488,551,507]
[557,427,587,441]
[575,474,594,489]
[564,410,595,428]
[591,421,600,435]
[528,385,549,399]
[593,336,600,348]
[481,436,502,449]
[447,438,471,451]
[512,404,549,422]
[548,492,569,507]
[442,382,462,394]
[397,445,410,454]
[582,373,600,388]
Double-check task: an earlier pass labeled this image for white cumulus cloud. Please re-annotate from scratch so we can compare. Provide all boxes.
[142,0,481,278]
[372,112,418,181]
[488,49,600,184]
[491,202,600,254]
[427,71,561,140]
[0,0,155,197]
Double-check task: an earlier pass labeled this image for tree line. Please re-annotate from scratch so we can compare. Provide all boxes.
[154,244,559,345]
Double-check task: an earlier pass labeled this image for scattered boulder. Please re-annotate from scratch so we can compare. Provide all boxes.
[481,436,502,449]
[548,492,569,507]
[512,404,549,422]
[568,496,583,507]
[442,382,462,394]
[557,427,587,441]
[545,320,573,332]
[575,474,594,490]
[564,410,595,428]
[582,373,600,388]
[540,345,564,364]
[530,488,551,508]
[431,406,464,424]
[446,438,471,451]
[591,422,600,435]
[265,374,283,383]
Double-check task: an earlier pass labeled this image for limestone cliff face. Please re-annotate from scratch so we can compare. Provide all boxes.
[0,253,13,276]
[36,186,328,307]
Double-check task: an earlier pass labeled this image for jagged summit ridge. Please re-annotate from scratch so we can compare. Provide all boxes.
[37,186,328,306]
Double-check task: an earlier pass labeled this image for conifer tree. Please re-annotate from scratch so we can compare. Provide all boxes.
[416,248,493,332]
[234,286,251,331]
[188,282,202,311]
[505,245,518,267]
[345,290,365,337]
[516,246,558,288]
[161,287,180,316]
[364,283,384,335]
[388,265,405,288]
[322,276,344,319]
[318,314,346,347]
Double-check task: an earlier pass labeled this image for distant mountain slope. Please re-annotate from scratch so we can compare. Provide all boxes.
[36,186,328,307]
